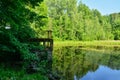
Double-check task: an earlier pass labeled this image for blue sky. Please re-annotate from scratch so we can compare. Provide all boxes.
[79,0,120,15]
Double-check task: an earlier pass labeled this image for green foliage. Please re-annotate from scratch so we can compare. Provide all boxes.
[44,0,119,41]
[0,65,48,80]
[0,0,50,79]
[29,1,48,38]
[0,1,50,76]
[109,13,120,40]
[0,0,46,58]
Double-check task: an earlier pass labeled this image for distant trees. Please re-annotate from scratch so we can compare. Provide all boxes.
[45,0,119,41]
[109,13,120,40]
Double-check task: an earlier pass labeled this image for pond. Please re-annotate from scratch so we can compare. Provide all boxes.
[52,46,120,80]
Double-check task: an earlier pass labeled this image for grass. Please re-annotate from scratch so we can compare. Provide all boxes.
[54,40,120,47]
[54,40,120,53]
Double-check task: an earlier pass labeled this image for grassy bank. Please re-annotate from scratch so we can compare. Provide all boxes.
[54,40,120,47]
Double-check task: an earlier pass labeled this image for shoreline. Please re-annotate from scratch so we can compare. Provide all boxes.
[54,40,120,47]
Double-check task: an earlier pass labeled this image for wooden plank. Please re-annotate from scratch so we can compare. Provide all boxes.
[29,38,53,42]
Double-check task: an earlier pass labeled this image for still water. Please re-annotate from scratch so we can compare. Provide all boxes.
[52,46,120,80]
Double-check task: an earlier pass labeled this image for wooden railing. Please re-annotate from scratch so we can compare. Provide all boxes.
[29,30,53,50]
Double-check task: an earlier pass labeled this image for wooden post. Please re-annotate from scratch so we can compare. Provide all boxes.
[50,39,53,50]
[47,30,52,39]
[43,41,45,47]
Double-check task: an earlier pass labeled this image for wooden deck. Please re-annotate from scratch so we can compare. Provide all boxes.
[29,30,53,50]
[29,38,53,50]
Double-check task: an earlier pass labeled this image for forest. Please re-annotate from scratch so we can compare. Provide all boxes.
[44,0,120,41]
[0,0,120,79]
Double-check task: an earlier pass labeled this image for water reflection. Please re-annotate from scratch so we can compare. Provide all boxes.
[79,65,120,80]
[53,46,120,80]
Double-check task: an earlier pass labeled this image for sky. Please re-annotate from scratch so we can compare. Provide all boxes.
[80,0,120,15]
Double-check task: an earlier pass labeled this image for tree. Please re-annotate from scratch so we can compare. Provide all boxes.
[0,0,45,62]
[45,0,119,41]
[109,13,120,40]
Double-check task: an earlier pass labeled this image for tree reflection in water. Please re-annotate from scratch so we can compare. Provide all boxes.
[52,46,120,80]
